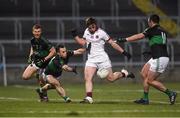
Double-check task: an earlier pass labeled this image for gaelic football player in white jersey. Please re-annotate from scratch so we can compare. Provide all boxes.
[71,17,135,103]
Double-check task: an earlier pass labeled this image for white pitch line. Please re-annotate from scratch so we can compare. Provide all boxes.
[13,85,180,93]
[13,85,36,89]
[0,97,23,101]
[0,96,179,105]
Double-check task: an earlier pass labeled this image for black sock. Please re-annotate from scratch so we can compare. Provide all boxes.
[121,72,125,77]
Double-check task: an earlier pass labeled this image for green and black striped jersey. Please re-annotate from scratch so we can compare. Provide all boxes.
[143,25,169,59]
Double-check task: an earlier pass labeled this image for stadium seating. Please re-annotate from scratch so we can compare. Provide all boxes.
[0,0,179,70]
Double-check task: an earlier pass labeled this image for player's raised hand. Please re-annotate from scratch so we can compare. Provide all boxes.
[71,28,78,38]
[122,50,131,60]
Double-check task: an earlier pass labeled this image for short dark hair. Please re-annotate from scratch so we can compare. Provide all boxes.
[85,17,97,27]
[32,24,42,30]
[148,14,160,24]
[55,44,65,52]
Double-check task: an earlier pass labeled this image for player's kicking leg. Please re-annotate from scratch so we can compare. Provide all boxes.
[106,68,135,82]
[80,67,135,104]
[121,69,135,78]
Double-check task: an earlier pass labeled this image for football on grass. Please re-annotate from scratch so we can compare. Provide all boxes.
[97,68,109,79]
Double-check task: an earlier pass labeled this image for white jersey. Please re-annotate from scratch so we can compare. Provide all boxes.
[83,28,110,62]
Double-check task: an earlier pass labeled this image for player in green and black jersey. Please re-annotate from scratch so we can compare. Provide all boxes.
[116,14,177,105]
[36,44,85,103]
[22,24,56,102]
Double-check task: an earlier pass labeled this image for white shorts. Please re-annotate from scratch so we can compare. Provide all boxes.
[85,59,112,70]
[147,57,169,73]
[30,63,39,70]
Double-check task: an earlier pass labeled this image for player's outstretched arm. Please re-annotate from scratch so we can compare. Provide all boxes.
[73,48,86,55]
[108,38,124,53]
[117,33,145,43]
[71,29,86,46]
[62,65,77,74]
[108,38,131,60]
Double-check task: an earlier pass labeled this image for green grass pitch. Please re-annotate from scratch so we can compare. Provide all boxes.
[0,82,179,117]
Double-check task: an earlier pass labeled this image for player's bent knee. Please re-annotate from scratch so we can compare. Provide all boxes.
[22,75,30,80]
[48,81,55,85]
[147,79,153,85]
[50,80,59,86]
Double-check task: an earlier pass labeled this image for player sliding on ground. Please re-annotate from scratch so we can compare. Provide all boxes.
[36,44,85,103]
[71,17,135,104]
[116,14,177,105]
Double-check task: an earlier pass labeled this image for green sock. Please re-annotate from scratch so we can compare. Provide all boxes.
[62,96,69,101]
[164,89,171,96]
[39,88,43,93]
[143,92,149,100]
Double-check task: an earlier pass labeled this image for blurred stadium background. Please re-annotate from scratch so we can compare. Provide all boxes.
[0,0,180,86]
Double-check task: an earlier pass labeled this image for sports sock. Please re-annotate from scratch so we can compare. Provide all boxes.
[143,92,149,100]
[39,88,46,94]
[121,72,125,77]
[164,89,171,96]
[62,96,69,101]
[86,92,92,98]
[39,88,43,93]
